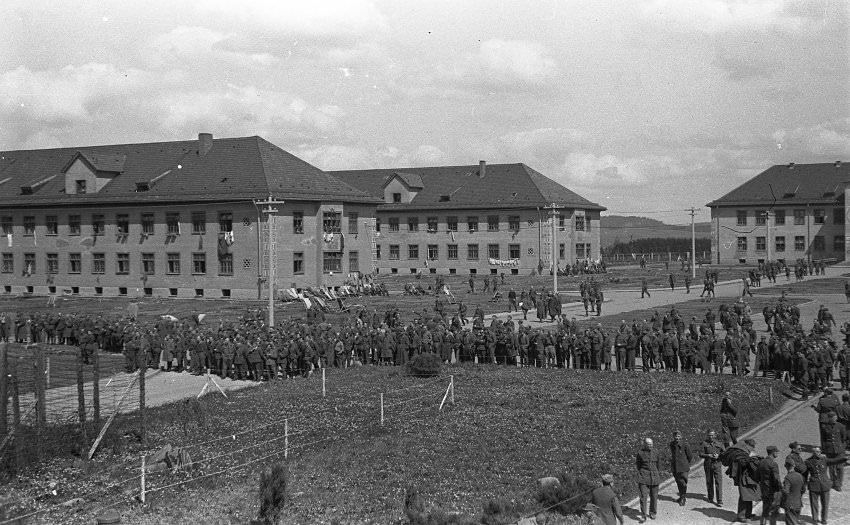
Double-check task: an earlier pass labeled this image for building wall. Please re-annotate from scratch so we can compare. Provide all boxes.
[711,204,846,265]
[373,207,601,275]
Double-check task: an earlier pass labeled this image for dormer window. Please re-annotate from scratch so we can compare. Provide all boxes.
[76,180,87,194]
[393,192,402,203]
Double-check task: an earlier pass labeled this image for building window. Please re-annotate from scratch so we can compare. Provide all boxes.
[141,213,154,235]
[92,214,105,236]
[427,217,438,233]
[559,243,565,259]
[92,253,105,274]
[45,215,58,235]
[814,235,825,251]
[389,217,400,232]
[69,253,81,274]
[218,253,233,275]
[1,217,11,235]
[24,253,35,275]
[814,209,825,225]
[446,216,458,232]
[116,253,130,275]
[192,212,206,234]
[576,243,586,259]
[375,245,381,260]
[407,217,419,232]
[45,253,58,274]
[834,208,844,226]
[389,245,400,260]
[509,244,520,259]
[292,212,304,234]
[775,236,785,252]
[116,214,129,235]
[375,218,381,233]
[75,180,87,194]
[575,215,585,232]
[167,253,180,274]
[447,244,458,260]
[347,212,358,235]
[192,253,206,274]
[142,253,155,275]
[23,216,35,236]
[467,243,479,260]
[755,236,766,251]
[467,216,479,232]
[508,216,520,232]
[427,244,438,260]
[793,209,805,225]
[488,244,500,259]
[774,210,785,225]
[392,192,402,203]
[794,236,805,251]
[293,252,304,274]
[323,211,341,233]
[219,212,233,232]
[753,210,765,226]
[1,254,12,274]
[323,252,342,273]
[558,214,566,229]
[166,213,180,235]
[736,210,747,226]
[349,251,359,272]
[408,244,419,260]
[834,235,845,252]
[737,237,747,251]
[487,215,499,232]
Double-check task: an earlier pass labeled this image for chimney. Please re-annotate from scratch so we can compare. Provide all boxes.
[788,162,795,169]
[479,160,486,178]
[836,161,843,168]
[198,133,213,157]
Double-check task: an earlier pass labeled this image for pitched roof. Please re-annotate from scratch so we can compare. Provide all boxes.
[330,163,605,211]
[707,162,850,207]
[0,135,378,207]
[386,171,424,190]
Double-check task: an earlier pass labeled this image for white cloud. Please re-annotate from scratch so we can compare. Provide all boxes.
[564,152,648,186]
[296,143,448,171]
[772,118,850,157]
[640,0,803,33]
[477,39,558,84]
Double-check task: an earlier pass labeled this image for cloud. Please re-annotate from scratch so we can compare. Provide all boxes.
[296,143,448,171]
[477,39,558,85]
[772,118,850,157]
[640,0,804,33]
[563,152,649,186]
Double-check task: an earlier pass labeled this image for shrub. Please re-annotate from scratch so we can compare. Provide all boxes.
[408,352,442,377]
[480,498,522,525]
[257,462,289,524]
[536,471,595,516]
[404,485,477,525]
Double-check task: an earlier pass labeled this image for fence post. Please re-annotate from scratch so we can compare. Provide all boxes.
[140,454,146,504]
[0,342,7,439]
[92,344,100,427]
[380,393,384,426]
[45,357,50,388]
[76,346,87,454]
[33,345,46,460]
[11,364,20,470]
[322,368,326,398]
[769,386,774,406]
[284,419,288,459]
[139,357,146,446]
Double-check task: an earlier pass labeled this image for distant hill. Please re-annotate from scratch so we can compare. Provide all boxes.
[600,215,711,248]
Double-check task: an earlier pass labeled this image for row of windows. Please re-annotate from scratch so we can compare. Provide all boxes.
[292,211,358,235]
[1,212,237,237]
[735,235,844,252]
[291,251,359,275]
[2,252,237,276]
[375,243,592,261]
[371,215,588,234]
[736,208,844,227]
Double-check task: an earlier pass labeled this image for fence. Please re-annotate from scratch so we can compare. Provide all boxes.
[0,368,455,524]
[604,251,709,265]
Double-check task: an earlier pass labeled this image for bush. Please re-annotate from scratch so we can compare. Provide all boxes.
[480,498,523,525]
[536,471,595,516]
[404,485,477,525]
[257,462,289,524]
[408,352,442,377]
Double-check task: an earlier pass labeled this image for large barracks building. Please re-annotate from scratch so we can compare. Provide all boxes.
[707,161,850,265]
[331,162,604,276]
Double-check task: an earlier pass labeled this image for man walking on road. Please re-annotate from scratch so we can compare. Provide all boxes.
[635,437,660,523]
[804,446,831,525]
[700,430,725,506]
[758,445,782,525]
[782,458,806,525]
[590,474,624,525]
[641,277,650,298]
[669,430,693,506]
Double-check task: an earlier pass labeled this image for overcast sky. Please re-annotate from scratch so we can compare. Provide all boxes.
[1,0,848,224]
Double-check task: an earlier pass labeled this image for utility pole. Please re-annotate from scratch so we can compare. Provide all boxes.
[765,210,772,263]
[544,203,563,293]
[257,196,285,331]
[689,207,696,279]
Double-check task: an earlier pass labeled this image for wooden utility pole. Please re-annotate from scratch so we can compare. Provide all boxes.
[544,203,563,293]
[689,208,697,279]
[257,196,285,331]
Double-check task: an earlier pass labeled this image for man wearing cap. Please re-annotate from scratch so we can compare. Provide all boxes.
[820,411,847,491]
[700,429,725,505]
[590,474,624,525]
[814,388,840,429]
[721,391,740,446]
[669,430,693,506]
[785,442,807,476]
[782,457,806,525]
[758,445,782,525]
[804,446,831,524]
[635,437,660,523]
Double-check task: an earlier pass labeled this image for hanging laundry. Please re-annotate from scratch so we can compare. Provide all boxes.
[218,235,229,256]
[6,234,11,248]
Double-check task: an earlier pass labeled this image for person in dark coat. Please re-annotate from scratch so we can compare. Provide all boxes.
[721,438,760,522]
[782,458,806,525]
[700,429,725,506]
[590,474,624,525]
[721,391,740,446]
[669,430,693,506]
[758,445,782,525]
[635,437,660,523]
[804,446,831,525]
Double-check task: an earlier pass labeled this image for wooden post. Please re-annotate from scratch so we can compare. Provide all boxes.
[450,375,454,405]
[140,455,146,504]
[92,344,100,427]
[0,343,7,440]
[76,347,87,453]
[45,357,50,388]
[33,345,46,460]
[284,419,288,459]
[322,368,326,398]
[138,357,146,446]
[769,386,774,406]
[380,393,384,426]
[11,365,20,470]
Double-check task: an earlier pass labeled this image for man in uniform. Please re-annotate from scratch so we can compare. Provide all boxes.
[782,458,806,525]
[805,446,831,525]
[635,437,660,523]
[820,411,847,491]
[669,430,693,506]
[700,429,725,506]
[758,445,782,525]
[590,474,624,525]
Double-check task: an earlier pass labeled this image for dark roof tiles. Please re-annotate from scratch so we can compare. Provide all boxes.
[707,162,850,207]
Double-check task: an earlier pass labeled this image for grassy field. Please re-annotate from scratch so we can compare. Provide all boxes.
[2,364,789,524]
[751,275,850,296]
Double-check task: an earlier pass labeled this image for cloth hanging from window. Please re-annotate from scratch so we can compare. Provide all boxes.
[218,235,229,256]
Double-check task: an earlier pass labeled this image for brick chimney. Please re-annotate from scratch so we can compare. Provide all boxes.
[479,160,486,178]
[198,133,213,157]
